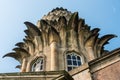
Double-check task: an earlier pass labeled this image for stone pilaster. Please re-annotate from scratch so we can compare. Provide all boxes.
[50,42,58,71]
[21,58,27,72]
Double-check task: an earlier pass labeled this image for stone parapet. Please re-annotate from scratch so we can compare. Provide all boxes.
[0,70,73,80]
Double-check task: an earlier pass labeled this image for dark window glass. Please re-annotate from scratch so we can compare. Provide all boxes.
[73,61,77,65]
[77,56,80,60]
[67,60,72,65]
[40,65,43,70]
[67,55,71,59]
[68,67,72,71]
[78,61,81,66]
[41,60,43,64]
[72,55,76,60]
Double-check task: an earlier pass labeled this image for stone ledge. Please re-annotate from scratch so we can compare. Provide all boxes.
[0,70,73,80]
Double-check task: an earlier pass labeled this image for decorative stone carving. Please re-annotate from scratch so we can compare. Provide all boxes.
[3,7,116,72]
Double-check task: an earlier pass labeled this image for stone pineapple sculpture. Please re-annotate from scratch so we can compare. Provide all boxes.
[3,8,116,72]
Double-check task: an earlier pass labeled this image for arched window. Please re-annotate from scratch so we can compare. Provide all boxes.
[32,58,44,72]
[66,52,82,71]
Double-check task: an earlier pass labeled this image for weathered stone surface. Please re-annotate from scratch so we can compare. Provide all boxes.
[42,7,72,21]
[0,70,73,80]
[69,63,92,80]
[90,48,120,80]
[93,61,120,80]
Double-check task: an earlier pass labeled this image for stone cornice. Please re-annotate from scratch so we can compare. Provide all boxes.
[0,70,73,80]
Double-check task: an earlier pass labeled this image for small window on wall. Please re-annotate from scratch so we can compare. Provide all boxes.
[66,52,82,71]
[32,58,44,72]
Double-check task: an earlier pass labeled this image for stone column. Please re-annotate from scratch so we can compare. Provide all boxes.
[50,42,58,71]
[20,58,27,72]
[86,47,95,61]
[26,62,31,72]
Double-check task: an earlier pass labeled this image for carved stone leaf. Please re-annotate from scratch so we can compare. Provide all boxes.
[68,12,78,31]
[15,42,25,48]
[58,16,67,30]
[91,28,100,34]
[97,34,117,57]
[78,19,85,31]
[48,26,60,44]
[3,52,22,63]
[85,34,99,48]
[12,47,30,58]
[24,30,34,39]
[16,65,21,69]
[24,21,41,36]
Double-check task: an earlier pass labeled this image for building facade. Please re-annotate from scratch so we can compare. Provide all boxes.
[1,8,120,80]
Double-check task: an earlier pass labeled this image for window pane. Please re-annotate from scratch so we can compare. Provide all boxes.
[68,67,72,71]
[72,55,76,60]
[67,60,72,65]
[35,64,40,71]
[73,61,77,65]
[33,63,36,67]
[67,55,71,59]
[77,56,80,60]
[37,59,40,63]
[40,65,43,70]
[41,60,43,64]
[78,61,81,66]
[32,67,35,71]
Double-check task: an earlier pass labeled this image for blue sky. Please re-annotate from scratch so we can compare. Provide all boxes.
[0,0,120,73]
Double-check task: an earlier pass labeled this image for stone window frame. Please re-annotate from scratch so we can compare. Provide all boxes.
[29,53,46,72]
[65,51,83,71]
[31,57,44,72]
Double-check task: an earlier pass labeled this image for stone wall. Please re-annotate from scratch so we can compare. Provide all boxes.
[69,63,92,80]
[90,48,120,80]
[93,61,120,80]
